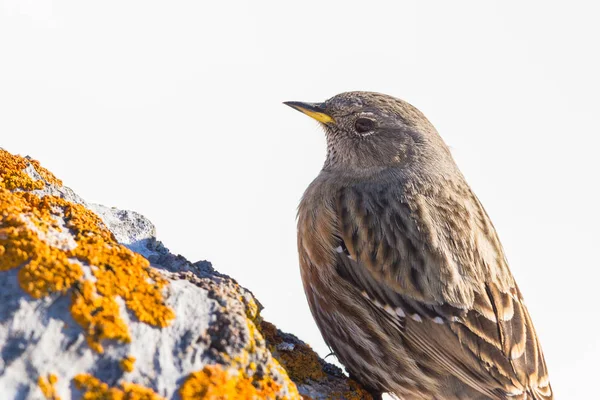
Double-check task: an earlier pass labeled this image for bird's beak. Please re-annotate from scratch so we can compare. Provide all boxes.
[283,101,335,125]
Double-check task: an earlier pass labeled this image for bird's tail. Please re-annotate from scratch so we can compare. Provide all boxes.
[528,382,553,400]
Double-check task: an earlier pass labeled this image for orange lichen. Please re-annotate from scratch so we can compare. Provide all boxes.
[71,281,131,353]
[0,149,61,190]
[120,356,136,373]
[0,150,174,354]
[179,365,283,400]
[73,241,173,328]
[260,321,325,383]
[0,191,84,295]
[207,306,300,399]
[38,373,61,400]
[74,374,164,400]
[1,150,311,399]
[19,245,83,298]
[200,313,300,399]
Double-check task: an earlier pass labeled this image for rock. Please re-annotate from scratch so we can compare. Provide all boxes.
[0,149,371,400]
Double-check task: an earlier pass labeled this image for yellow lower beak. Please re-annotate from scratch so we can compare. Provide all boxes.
[283,101,335,124]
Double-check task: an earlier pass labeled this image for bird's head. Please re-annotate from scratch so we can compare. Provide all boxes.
[285,91,456,176]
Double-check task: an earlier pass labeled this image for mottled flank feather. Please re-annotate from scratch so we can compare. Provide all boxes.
[292,91,552,400]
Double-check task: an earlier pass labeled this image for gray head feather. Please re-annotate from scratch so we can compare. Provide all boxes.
[319,92,459,182]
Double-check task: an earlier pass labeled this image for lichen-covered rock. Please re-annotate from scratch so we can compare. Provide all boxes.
[0,149,370,400]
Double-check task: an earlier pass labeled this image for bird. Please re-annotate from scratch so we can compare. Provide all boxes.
[284,92,552,400]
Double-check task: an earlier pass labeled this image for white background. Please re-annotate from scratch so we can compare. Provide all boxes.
[1,1,599,398]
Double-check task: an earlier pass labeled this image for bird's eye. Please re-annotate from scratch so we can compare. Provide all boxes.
[354,118,375,134]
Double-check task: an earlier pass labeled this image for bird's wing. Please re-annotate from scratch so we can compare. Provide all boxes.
[332,183,552,399]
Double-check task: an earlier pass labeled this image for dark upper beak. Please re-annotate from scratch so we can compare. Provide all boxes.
[283,101,335,124]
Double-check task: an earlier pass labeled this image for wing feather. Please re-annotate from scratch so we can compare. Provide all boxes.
[331,182,552,398]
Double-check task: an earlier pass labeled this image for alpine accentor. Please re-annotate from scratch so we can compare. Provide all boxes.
[285,92,552,400]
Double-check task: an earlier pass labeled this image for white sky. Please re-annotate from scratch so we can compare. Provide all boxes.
[1,1,599,398]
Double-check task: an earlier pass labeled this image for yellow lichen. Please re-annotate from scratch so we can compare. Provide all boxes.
[179,365,283,400]
[38,373,61,400]
[0,149,174,354]
[120,356,136,373]
[74,374,164,400]
[242,296,261,322]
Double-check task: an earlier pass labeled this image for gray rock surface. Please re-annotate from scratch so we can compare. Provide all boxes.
[0,149,370,400]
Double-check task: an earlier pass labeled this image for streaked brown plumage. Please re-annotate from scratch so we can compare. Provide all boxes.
[286,92,552,400]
